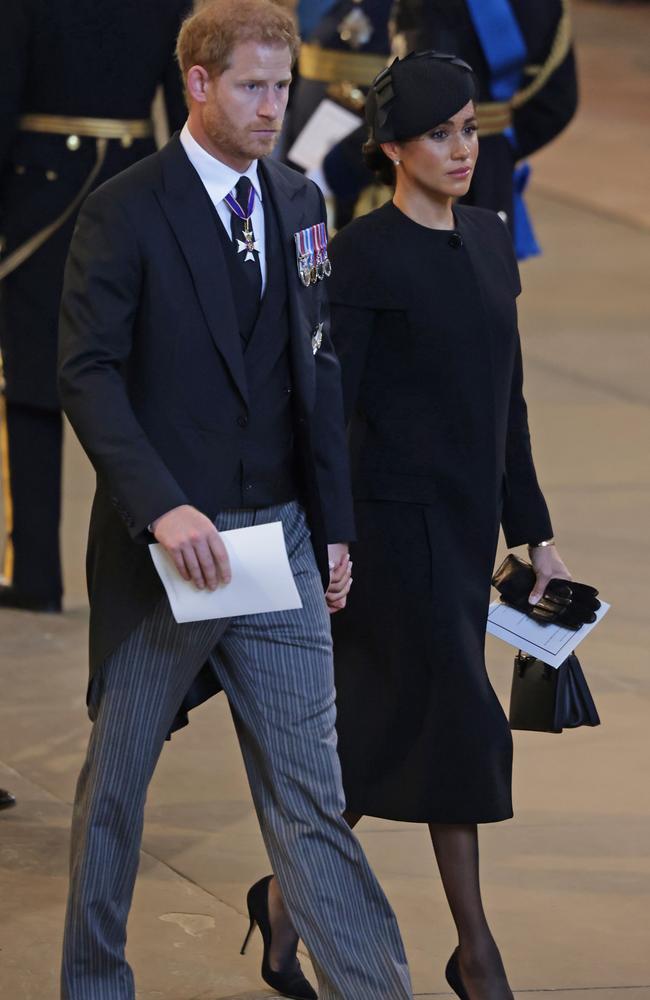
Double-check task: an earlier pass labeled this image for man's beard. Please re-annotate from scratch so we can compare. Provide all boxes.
[204,104,280,161]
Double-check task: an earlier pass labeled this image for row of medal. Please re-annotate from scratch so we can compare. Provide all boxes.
[294,223,332,287]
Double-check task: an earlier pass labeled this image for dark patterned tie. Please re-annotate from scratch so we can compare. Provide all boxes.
[230,176,262,306]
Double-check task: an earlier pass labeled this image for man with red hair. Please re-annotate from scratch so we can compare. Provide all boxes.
[58,2,412,998]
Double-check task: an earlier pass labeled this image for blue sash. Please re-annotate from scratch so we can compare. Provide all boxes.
[465,0,540,259]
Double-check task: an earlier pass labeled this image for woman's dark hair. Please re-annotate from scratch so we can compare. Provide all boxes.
[362,133,396,188]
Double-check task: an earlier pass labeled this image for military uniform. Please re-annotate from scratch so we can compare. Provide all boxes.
[0,0,191,610]
[286,0,392,227]
[318,0,577,247]
[391,0,578,245]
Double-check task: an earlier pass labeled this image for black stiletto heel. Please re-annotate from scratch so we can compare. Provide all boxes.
[445,948,470,1000]
[240,916,256,955]
[241,875,317,1000]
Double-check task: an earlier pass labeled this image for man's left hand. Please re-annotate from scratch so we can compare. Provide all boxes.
[528,544,571,604]
[326,543,352,615]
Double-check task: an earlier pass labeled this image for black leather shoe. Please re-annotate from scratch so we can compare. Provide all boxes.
[0,584,61,613]
[445,949,470,1000]
[241,875,317,1000]
[0,789,16,811]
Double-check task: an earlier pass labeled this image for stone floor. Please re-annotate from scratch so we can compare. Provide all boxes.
[1,2,649,998]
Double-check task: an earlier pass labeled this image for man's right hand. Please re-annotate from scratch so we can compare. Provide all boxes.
[151,505,231,590]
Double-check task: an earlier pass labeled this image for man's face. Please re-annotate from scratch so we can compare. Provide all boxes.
[198,41,292,167]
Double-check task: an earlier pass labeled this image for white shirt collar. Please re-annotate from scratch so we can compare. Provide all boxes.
[180,121,262,205]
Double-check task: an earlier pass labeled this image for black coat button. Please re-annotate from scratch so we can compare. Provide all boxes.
[237,415,248,428]
[448,232,463,249]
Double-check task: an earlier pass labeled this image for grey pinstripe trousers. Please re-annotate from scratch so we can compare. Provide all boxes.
[61,502,412,1000]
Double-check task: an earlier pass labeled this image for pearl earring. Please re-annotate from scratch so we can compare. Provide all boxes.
[393,159,401,165]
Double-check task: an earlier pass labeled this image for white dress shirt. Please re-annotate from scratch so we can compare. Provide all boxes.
[180,122,267,292]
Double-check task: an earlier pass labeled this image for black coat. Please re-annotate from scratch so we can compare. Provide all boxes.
[326,201,552,822]
[58,137,354,689]
[0,0,191,409]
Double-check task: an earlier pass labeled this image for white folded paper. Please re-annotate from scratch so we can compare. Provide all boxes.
[149,521,302,624]
[288,98,362,172]
[486,600,610,669]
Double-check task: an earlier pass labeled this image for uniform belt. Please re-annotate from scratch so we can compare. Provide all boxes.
[299,45,512,136]
[0,116,152,282]
[475,101,513,137]
[18,113,153,144]
[300,0,571,138]
[477,0,571,137]
[299,44,389,87]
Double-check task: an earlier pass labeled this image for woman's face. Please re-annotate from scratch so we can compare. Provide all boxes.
[383,100,479,200]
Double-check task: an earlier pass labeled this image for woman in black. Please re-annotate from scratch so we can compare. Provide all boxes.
[251,52,572,1000]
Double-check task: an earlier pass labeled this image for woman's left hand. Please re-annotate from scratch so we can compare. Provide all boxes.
[528,544,571,605]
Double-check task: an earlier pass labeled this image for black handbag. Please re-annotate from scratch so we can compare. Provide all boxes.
[509,651,601,733]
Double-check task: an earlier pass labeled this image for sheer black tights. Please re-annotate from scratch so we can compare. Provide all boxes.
[268,813,513,999]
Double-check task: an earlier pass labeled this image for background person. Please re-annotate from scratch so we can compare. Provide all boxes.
[284,0,392,228]
[317,0,577,255]
[0,0,191,612]
[262,50,573,1000]
[390,0,578,257]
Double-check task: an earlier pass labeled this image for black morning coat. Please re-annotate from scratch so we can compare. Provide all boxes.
[0,0,191,410]
[58,136,355,721]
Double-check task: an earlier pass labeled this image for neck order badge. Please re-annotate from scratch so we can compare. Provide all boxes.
[294,223,332,286]
[225,179,260,262]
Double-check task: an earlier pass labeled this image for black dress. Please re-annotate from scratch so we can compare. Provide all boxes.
[328,201,553,824]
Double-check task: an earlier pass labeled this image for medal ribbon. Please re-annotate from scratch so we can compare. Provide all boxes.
[319,222,332,275]
[224,183,256,222]
[313,224,324,276]
[295,224,332,285]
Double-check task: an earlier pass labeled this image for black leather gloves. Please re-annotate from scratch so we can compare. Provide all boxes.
[492,554,600,630]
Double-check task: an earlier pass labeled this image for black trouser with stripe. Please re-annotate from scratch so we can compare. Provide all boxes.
[4,401,63,599]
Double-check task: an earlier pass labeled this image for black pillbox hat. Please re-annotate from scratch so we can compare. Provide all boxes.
[366,51,477,143]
